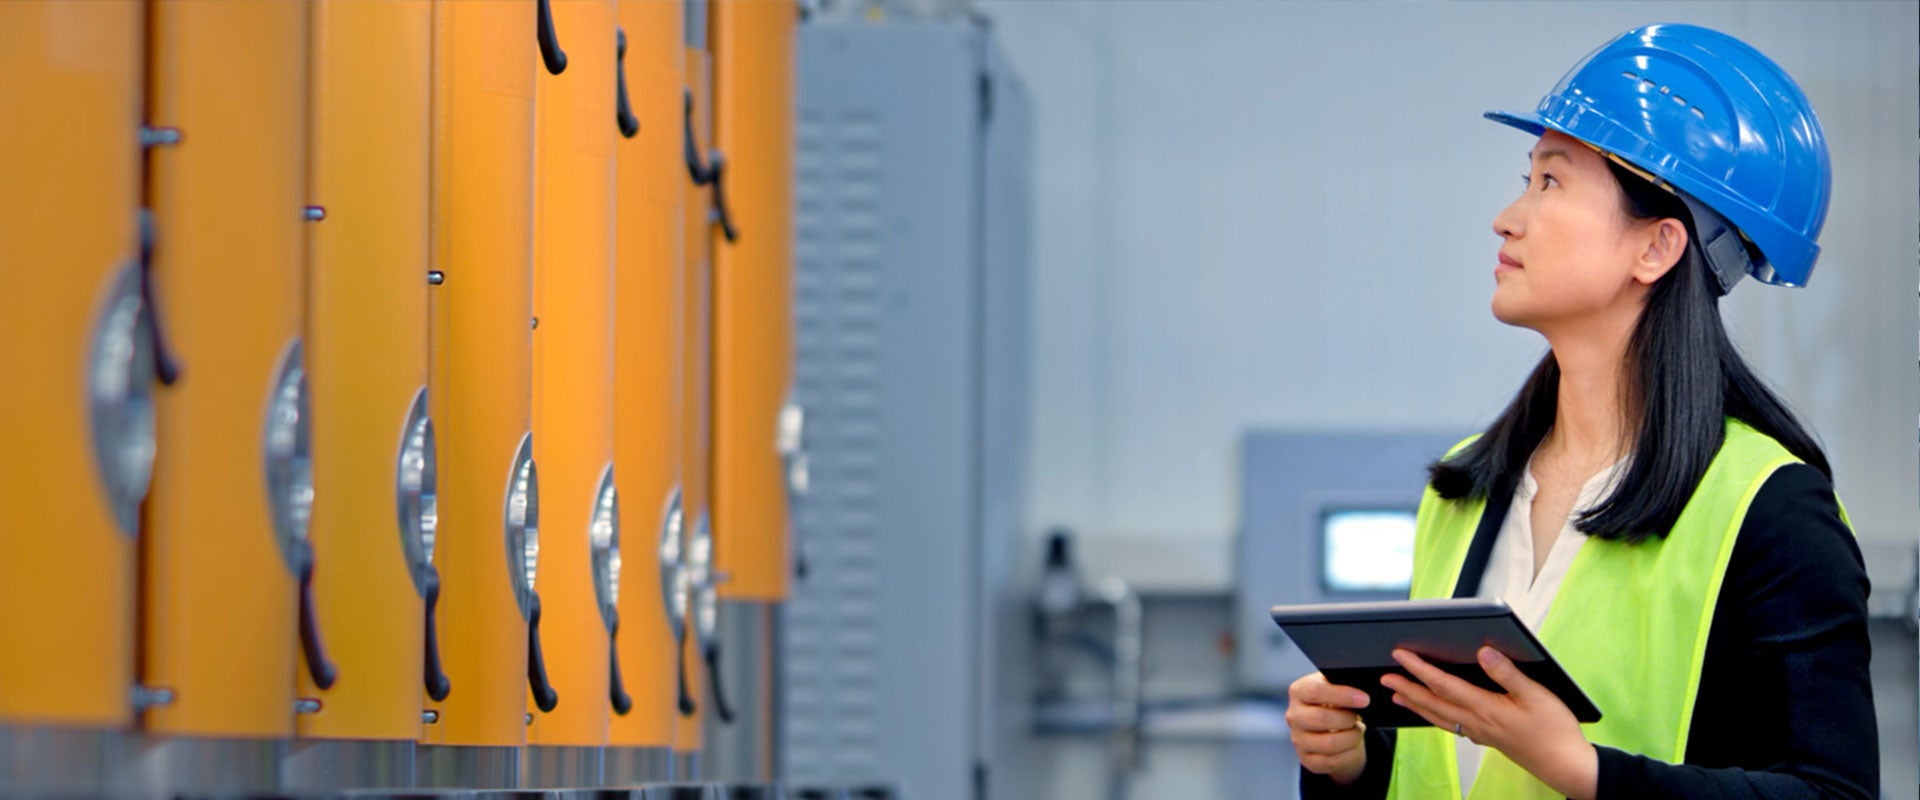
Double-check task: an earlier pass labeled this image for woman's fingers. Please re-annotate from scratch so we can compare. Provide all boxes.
[1286,702,1361,734]
[1475,646,1548,702]
[1290,673,1372,709]
[1388,691,1456,731]
[1381,670,1472,728]
[1287,671,1372,781]
[1291,725,1366,756]
[1392,648,1495,706]
[1299,751,1361,778]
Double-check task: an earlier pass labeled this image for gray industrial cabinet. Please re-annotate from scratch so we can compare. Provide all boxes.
[781,18,1033,800]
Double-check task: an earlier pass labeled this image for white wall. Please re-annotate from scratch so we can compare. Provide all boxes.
[979,1,1919,583]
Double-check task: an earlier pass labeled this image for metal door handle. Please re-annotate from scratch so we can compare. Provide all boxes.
[680,90,740,243]
[704,153,739,244]
[677,636,696,716]
[536,0,568,75]
[296,543,338,690]
[422,568,451,701]
[527,592,560,712]
[608,612,633,715]
[137,210,181,385]
[704,641,735,723]
[615,27,639,138]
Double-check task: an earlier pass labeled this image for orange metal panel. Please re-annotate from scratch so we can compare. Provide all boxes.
[673,44,714,757]
[141,0,308,738]
[610,0,686,748]
[0,0,142,728]
[423,0,538,747]
[710,0,796,602]
[298,0,434,741]
[528,0,618,746]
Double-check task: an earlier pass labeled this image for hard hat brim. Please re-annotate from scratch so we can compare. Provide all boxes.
[1483,109,1548,138]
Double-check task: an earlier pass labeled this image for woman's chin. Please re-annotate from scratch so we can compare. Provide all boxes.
[1489,295,1542,331]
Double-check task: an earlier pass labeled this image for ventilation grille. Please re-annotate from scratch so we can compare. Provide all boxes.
[782,106,888,783]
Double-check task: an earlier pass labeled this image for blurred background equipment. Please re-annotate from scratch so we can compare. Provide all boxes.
[1233,432,1465,693]
[0,1,1913,799]
[780,17,1034,800]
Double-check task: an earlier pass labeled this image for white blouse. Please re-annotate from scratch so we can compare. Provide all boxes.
[1455,455,1627,796]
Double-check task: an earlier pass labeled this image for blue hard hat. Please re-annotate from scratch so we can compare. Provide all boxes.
[1486,23,1832,292]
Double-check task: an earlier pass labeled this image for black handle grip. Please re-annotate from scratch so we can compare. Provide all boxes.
[608,611,633,715]
[137,210,181,386]
[614,28,639,138]
[527,593,560,712]
[536,0,568,75]
[676,634,697,717]
[423,569,451,702]
[683,89,712,184]
[705,152,739,244]
[297,544,338,690]
[704,643,734,724]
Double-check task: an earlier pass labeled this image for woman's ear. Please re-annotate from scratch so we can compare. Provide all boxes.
[1632,217,1689,286]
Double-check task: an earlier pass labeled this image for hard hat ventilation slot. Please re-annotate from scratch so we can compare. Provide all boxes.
[1624,71,1706,121]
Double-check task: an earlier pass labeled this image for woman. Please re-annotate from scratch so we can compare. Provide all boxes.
[1287,24,1877,800]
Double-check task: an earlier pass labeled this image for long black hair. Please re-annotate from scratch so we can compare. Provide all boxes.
[1427,159,1830,543]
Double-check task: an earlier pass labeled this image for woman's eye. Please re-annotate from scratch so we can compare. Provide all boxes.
[1541,174,1560,189]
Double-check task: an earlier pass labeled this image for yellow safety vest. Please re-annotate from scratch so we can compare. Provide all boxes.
[1386,419,1835,799]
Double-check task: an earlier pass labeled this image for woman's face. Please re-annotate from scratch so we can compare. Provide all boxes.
[1489,131,1667,334]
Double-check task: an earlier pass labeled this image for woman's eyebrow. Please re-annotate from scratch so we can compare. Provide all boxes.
[1528,147,1573,166]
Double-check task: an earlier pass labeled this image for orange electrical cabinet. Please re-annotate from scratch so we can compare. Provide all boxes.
[610,0,687,754]
[0,0,144,729]
[675,0,718,762]
[422,0,548,747]
[297,0,436,740]
[139,0,312,739]
[528,0,618,746]
[710,0,797,603]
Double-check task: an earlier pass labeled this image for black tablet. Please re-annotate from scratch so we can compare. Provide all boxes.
[1269,598,1601,729]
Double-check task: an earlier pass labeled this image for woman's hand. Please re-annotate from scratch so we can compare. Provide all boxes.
[1286,671,1372,785]
[1381,646,1598,800]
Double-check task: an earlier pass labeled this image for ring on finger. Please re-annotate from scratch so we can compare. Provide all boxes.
[1453,721,1463,736]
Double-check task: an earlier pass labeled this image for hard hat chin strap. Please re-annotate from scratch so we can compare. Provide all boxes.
[1674,189,1754,297]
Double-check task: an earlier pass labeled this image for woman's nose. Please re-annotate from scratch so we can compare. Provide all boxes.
[1492,197,1523,239]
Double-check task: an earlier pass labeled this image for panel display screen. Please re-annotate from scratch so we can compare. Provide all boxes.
[1321,508,1417,594]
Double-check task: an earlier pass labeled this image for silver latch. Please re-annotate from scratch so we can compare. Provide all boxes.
[132,685,175,713]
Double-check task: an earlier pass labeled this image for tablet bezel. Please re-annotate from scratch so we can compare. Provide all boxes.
[1269,598,1602,728]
